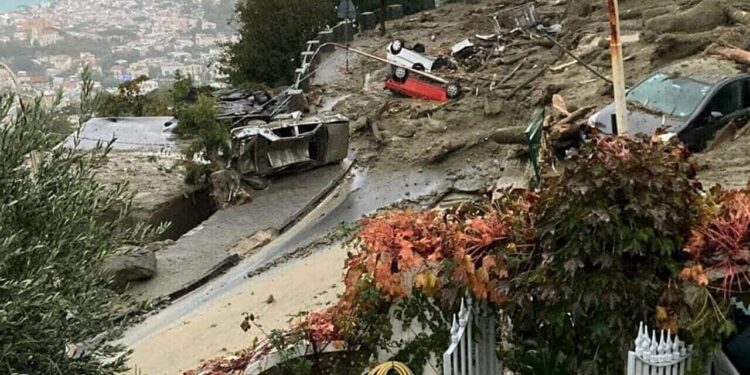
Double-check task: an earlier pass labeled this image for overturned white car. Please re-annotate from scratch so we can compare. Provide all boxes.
[229,114,350,177]
[386,39,446,72]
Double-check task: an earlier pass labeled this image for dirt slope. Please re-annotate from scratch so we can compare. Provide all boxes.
[309,0,750,180]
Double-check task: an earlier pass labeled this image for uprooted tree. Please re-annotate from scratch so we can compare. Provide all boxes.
[0,70,160,373]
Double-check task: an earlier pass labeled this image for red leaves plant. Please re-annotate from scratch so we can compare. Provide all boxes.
[347,192,535,305]
[682,189,750,294]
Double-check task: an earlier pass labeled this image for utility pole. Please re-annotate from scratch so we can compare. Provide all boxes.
[345,1,350,73]
[379,0,387,36]
[338,0,357,74]
[607,0,628,135]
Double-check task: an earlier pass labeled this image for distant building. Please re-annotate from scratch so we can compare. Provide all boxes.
[160,63,186,77]
[183,64,204,77]
[31,27,63,47]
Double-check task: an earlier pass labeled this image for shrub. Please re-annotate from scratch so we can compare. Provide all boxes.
[177,94,229,168]
[505,136,701,374]
[682,187,750,293]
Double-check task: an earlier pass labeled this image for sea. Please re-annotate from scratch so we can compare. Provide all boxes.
[0,0,51,13]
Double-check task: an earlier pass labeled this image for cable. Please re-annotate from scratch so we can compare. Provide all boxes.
[368,361,414,375]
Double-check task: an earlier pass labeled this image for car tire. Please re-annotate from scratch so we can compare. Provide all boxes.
[413,43,426,53]
[390,39,404,54]
[393,66,408,82]
[412,63,425,71]
[445,82,461,99]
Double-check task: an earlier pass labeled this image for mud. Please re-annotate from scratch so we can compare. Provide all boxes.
[307,0,750,185]
[94,151,211,240]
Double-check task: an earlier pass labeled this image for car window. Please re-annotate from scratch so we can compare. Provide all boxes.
[626,73,712,119]
[709,80,745,116]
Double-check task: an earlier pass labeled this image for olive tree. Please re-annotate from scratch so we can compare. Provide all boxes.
[0,70,157,374]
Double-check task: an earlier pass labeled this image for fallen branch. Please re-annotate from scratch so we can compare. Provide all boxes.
[556,105,596,126]
[500,49,535,65]
[550,60,577,72]
[490,126,527,145]
[708,46,750,65]
[499,62,523,85]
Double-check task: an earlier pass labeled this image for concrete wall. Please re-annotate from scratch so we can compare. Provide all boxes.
[293,3,414,92]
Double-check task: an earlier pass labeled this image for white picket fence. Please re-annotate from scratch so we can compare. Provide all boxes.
[443,298,500,375]
[627,322,693,375]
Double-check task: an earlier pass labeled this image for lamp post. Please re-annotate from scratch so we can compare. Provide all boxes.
[607,0,628,135]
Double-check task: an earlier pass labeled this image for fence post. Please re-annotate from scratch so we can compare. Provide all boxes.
[627,322,692,375]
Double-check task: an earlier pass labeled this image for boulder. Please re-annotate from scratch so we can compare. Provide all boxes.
[102,245,157,290]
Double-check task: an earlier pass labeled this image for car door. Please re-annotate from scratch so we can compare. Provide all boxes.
[680,78,750,151]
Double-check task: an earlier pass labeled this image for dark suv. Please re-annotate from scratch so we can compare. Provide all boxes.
[588,57,750,151]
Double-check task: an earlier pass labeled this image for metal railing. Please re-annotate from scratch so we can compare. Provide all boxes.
[443,298,500,375]
[627,322,693,375]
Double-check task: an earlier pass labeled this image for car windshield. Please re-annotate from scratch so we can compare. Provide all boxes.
[626,73,712,119]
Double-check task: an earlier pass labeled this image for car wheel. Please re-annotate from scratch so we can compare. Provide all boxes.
[390,39,404,54]
[445,82,461,99]
[413,43,426,53]
[393,66,408,82]
[412,63,425,71]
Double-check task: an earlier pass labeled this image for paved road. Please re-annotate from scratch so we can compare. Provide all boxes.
[128,161,352,302]
[120,164,454,347]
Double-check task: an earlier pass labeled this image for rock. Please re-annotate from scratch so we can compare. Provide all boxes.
[425,118,447,133]
[396,121,417,138]
[266,294,275,304]
[102,245,157,290]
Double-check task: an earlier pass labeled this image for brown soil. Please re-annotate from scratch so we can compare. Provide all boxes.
[96,152,215,240]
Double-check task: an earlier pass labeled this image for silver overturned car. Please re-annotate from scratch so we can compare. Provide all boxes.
[229,114,349,177]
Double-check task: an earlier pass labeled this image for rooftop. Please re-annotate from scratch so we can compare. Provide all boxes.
[62,116,178,151]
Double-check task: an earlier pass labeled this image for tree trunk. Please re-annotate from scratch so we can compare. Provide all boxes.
[490,126,528,145]
[380,0,387,35]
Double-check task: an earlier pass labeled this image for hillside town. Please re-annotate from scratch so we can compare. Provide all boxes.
[0,0,235,106]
